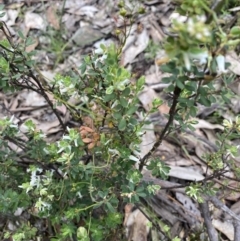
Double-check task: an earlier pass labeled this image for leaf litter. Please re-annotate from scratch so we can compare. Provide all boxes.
[0,0,240,240]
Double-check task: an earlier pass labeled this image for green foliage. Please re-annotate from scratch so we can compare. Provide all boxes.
[0,1,240,240]
[5,224,37,241]
[0,22,156,239]
[144,40,162,60]
[147,159,170,180]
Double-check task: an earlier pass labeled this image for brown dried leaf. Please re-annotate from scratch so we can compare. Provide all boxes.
[121,25,149,66]
[226,51,240,76]
[79,130,88,136]
[79,126,94,133]
[158,103,170,114]
[22,91,46,107]
[125,209,149,241]
[212,219,234,241]
[124,204,134,226]
[192,119,224,130]
[46,5,60,30]
[93,133,100,140]
[82,138,92,144]
[138,86,159,111]
[140,123,156,159]
[24,12,46,30]
[88,142,95,150]
[46,91,67,115]
[169,166,204,181]
[82,116,95,129]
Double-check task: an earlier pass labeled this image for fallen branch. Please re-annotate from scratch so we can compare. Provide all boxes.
[200,201,219,241]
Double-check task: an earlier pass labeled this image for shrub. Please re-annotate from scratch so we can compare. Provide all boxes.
[0,1,240,241]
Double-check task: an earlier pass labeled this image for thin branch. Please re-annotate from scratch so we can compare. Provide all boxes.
[28,70,66,131]
[139,86,181,171]
[0,25,66,131]
[136,203,171,241]
[155,191,201,229]
[207,196,240,222]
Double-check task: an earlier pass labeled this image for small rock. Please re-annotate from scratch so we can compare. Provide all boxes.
[72,26,105,47]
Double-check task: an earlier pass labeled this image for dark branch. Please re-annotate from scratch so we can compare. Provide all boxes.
[139,86,181,171]
[200,201,219,241]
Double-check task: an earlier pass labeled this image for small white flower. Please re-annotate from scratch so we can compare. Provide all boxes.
[129,155,139,162]
[30,170,41,187]
[188,18,194,26]
[62,135,71,140]
[203,29,211,37]
[170,12,187,23]
[196,33,203,40]
[183,53,191,70]
[94,48,104,54]
[216,55,227,73]
[35,198,51,212]
[188,50,208,64]
[197,15,206,22]
[43,148,49,154]
[223,118,233,128]
[108,148,120,156]
[76,191,83,199]
[183,50,209,71]
[187,19,194,33]
[37,168,43,173]
[99,54,107,62]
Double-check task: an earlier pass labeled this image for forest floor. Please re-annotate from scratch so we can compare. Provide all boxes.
[1,0,240,240]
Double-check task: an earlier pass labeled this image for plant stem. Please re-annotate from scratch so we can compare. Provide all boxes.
[138,86,181,171]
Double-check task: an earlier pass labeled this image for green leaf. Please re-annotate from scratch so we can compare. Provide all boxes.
[137,192,147,197]
[106,202,115,212]
[129,117,138,126]
[127,170,142,183]
[0,39,11,49]
[104,93,116,102]
[122,87,131,96]
[166,84,175,92]
[113,111,122,120]
[77,227,90,241]
[230,26,240,37]
[26,37,35,47]
[118,118,126,131]
[160,62,178,74]
[147,159,170,179]
[187,124,196,131]
[133,195,140,202]
[80,63,86,74]
[185,83,196,91]
[222,94,231,104]
[0,4,5,11]
[137,76,145,89]
[18,30,25,39]
[152,98,163,107]
[98,191,106,199]
[106,86,114,94]
[162,77,172,83]
[199,96,211,106]
[189,106,197,117]
[176,79,185,89]
[126,106,138,115]
[117,67,122,76]
[119,97,128,107]
[0,57,9,73]
[185,99,194,107]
